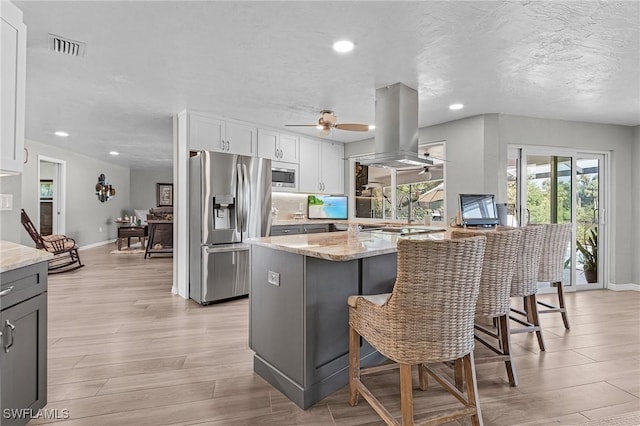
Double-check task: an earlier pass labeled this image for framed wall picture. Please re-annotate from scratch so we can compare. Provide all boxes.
[156,183,173,207]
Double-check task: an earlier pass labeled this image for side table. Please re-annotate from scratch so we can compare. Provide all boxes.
[117,225,147,250]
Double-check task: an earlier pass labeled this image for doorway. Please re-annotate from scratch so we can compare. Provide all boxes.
[37,156,66,235]
[507,147,607,291]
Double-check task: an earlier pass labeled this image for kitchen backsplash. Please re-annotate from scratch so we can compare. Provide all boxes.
[271,193,309,220]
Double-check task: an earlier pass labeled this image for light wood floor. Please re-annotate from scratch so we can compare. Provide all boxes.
[33,243,640,425]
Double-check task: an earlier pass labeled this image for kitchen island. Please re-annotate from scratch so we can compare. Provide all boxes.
[0,240,51,425]
[248,228,445,409]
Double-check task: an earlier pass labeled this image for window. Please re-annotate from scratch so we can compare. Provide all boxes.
[354,143,445,222]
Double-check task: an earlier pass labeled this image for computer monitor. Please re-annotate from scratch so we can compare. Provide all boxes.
[458,194,499,227]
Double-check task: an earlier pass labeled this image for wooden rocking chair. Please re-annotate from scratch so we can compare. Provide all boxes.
[21,209,84,273]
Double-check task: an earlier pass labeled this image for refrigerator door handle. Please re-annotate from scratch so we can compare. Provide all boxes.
[242,163,250,233]
[236,163,244,232]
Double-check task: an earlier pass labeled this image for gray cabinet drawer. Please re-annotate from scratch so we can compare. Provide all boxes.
[0,262,47,311]
[270,225,303,236]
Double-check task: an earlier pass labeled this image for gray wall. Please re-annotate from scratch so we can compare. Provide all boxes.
[344,113,635,286]
[633,126,640,285]
[0,174,23,243]
[130,168,173,210]
[497,115,634,285]
[19,139,131,246]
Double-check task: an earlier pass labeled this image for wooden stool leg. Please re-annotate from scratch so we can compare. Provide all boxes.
[463,352,483,426]
[399,364,414,426]
[556,282,570,330]
[454,358,464,390]
[498,315,518,386]
[348,325,360,406]
[418,364,428,391]
[527,295,545,351]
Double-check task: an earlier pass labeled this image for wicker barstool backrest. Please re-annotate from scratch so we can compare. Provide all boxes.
[371,236,486,364]
[451,228,522,317]
[505,225,546,297]
[538,223,572,283]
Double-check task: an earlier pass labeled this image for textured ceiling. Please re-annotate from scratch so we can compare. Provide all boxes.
[14,1,640,169]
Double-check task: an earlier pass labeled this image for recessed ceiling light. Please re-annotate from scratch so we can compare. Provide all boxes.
[368,125,376,130]
[54,131,69,137]
[449,103,464,110]
[109,151,119,156]
[333,40,354,53]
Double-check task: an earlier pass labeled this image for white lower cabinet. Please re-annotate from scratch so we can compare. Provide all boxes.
[299,137,344,194]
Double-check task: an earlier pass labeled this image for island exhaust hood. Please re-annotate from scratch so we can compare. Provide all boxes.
[355,83,431,169]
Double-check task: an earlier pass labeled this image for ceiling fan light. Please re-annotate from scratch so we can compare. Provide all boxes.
[368,125,376,130]
[333,40,354,53]
[316,125,324,130]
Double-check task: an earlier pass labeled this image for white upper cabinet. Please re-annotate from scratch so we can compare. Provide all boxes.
[299,137,344,194]
[321,141,344,194]
[189,112,256,156]
[257,128,299,163]
[1,1,26,175]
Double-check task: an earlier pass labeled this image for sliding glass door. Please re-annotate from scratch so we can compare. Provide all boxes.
[507,147,606,291]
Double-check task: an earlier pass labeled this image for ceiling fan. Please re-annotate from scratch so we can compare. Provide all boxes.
[418,153,445,177]
[286,110,372,135]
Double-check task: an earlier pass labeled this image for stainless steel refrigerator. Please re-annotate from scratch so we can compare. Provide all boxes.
[189,151,271,304]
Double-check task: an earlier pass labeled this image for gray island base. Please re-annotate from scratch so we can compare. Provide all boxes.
[250,244,397,409]
[247,231,439,409]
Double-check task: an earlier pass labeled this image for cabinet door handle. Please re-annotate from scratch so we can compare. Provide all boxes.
[0,286,13,297]
[221,140,226,151]
[279,149,283,159]
[282,229,290,233]
[226,141,230,151]
[4,320,15,353]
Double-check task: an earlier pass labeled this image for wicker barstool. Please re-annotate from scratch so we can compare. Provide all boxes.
[536,223,573,329]
[348,236,487,426]
[505,224,547,351]
[451,228,522,386]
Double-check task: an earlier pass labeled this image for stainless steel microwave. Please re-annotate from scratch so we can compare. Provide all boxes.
[271,163,297,191]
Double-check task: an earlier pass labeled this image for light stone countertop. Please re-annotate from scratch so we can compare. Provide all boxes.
[248,229,447,261]
[0,240,53,273]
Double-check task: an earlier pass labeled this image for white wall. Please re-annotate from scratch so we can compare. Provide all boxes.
[20,139,131,247]
[130,168,173,210]
[632,126,640,285]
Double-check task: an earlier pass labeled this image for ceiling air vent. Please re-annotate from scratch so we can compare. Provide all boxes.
[48,34,86,57]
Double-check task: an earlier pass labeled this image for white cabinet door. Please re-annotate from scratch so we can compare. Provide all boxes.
[257,128,278,160]
[189,114,255,156]
[189,113,225,152]
[0,1,26,174]
[278,133,299,163]
[299,137,322,193]
[321,141,344,194]
[226,122,256,156]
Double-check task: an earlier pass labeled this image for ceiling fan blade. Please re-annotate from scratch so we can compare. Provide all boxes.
[334,123,370,131]
[285,124,319,127]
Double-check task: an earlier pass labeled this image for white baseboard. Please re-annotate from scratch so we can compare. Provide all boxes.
[79,239,117,250]
[607,283,640,291]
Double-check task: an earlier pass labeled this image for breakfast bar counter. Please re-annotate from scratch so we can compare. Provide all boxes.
[247,229,445,409]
